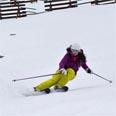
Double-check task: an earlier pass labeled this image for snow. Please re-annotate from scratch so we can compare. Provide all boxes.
[0,3,116,116]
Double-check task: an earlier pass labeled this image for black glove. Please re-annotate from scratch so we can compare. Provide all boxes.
[86,68,92,74]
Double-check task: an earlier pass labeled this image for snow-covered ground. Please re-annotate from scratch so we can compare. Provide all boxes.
[0,3,116,116]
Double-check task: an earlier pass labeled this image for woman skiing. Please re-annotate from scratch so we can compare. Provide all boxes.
[34,43,92,93]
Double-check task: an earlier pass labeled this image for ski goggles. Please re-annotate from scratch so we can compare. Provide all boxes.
[71,49,80,55]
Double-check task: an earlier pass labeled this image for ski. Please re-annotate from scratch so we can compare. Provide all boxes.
[23,87,69,97]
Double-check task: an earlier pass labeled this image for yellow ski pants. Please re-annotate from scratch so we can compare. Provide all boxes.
[35,68,76,91]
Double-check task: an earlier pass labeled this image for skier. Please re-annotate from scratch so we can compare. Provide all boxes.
[34,43,92,93]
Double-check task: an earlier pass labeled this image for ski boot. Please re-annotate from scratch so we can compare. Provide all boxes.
[34,87,51,94]
[62,86,69,92]
[54,86,69,92]
[43,88,51,94]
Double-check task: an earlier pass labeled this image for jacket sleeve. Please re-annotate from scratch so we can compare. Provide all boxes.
[81,61,90,71]
[59,54,68,69]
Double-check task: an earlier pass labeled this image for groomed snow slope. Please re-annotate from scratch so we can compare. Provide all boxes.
[0,4,116,116]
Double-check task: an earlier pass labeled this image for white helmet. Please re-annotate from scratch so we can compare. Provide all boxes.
[70,43,81,55]
[70,43,81,51]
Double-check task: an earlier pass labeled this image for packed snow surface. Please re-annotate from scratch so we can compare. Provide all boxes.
[0,3,116,116]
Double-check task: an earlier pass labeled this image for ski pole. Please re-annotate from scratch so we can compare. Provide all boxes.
[12,73,60,82]
[92,72,112,83]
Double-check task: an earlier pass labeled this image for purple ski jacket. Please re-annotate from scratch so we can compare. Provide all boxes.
[59,49,90,74]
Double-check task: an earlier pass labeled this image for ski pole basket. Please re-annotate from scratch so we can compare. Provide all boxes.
[44,0,78,11]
